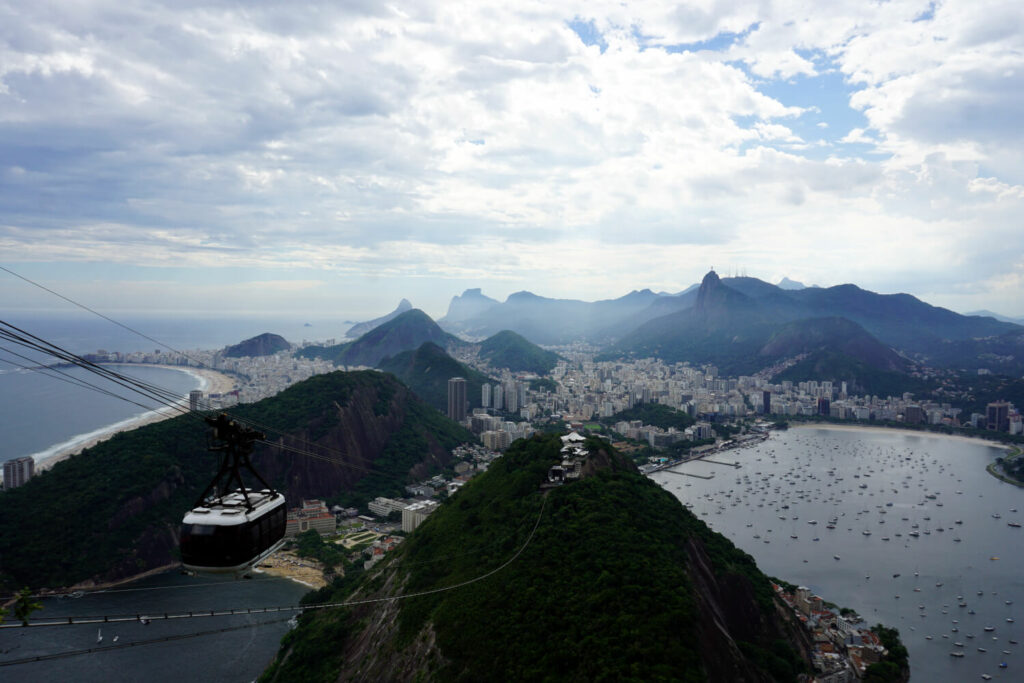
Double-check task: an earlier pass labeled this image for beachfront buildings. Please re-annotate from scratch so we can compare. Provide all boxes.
[2,456,34,491]
[285,499,336,538]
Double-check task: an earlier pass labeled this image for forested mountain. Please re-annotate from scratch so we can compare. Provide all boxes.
[477,330,561,374]
[262,434,815,682]
[378,342,494,413]
[298,309,460,368]
[222,332,291,358]
[0,371,473,590]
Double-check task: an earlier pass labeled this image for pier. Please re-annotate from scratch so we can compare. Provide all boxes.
[662,469,715,480]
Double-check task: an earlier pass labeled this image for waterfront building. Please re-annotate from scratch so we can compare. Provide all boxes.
[987,401,1011,432]
[2,456,34,490]
[904,405,925,424]
[284,499,336,538]
[817,397,831,417]
[189,389,204,411]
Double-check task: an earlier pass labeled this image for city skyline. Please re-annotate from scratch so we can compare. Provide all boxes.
[2,1,1023,319]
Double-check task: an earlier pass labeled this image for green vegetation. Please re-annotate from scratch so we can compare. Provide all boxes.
[775,350,931,398]
[223,332,291,358]
[864,625,909,682]
[292,530,345,572]
[0,588,41,626]
[528,377,558,392]
[377,341,494,414]
[0,371,473,590]
[602,402,695,431]
[298,309,456,368]
[478,330,560,374]
[267,434,805,681]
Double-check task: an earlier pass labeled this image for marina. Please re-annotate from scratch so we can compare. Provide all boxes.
[653,425,1020,682]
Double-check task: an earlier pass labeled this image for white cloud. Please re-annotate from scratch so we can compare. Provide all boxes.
[0,0,1021,317]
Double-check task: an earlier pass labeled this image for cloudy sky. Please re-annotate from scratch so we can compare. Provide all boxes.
[1,0,1022,321]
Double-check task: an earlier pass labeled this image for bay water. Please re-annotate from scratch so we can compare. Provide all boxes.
[0,572,310,682]
[653,426,1020,682]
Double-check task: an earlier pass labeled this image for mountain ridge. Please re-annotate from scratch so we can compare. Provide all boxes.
[262,433,817,682]
[346,298,413,339]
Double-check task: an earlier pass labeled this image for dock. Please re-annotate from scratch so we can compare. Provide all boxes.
[662,469,715,480]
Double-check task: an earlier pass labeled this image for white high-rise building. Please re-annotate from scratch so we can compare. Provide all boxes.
[481,383,492,409]
[3,456,34,490]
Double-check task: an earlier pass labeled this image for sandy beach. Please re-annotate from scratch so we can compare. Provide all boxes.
[255,550,329,589]
[790,421,1012,451]
[35,364,239,472]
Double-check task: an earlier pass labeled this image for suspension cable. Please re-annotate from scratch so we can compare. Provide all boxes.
[0,495,547,630]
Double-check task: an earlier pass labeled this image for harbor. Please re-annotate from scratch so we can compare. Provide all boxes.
[652,425,1020,682]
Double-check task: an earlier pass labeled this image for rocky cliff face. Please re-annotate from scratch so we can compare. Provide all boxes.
[252,379,457,501]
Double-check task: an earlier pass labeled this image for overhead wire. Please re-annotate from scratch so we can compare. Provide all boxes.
[0,494,548,632]
[0,348,171,413]
[0,317,395,478]
[0,264,368,464]
[0,616,294,668]
[0,265,526,616]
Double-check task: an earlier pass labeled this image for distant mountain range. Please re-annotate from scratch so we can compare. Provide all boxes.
[602,270,1024,382]
[966,310,1024,326]
[300,274,1023,400]
[345,298,413,339]
[438,287,667,344]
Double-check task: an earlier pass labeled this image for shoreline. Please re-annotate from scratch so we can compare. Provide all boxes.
[789,422,1012,452]
[32,363,238,472]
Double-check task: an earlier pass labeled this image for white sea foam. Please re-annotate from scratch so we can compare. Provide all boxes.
[31,402,187,468]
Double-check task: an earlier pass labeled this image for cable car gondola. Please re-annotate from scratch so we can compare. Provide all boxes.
[180,414,286,575]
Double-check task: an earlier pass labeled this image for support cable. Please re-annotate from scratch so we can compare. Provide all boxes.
[0,495,547,631]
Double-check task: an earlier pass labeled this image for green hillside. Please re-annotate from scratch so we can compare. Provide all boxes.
[263,435,811,682]
[223,332,291,358]
[478,329,560,374]
[378,342,494,413]
[298,309,458,368]
[602,402,696,431]
[0,371,473,590]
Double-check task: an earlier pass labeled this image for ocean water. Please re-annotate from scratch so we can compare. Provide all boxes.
[0,571,310,682]
[0,311,356,355]
[0,312,355,467]
[653,427,1019,682]
[0,364,201,465]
